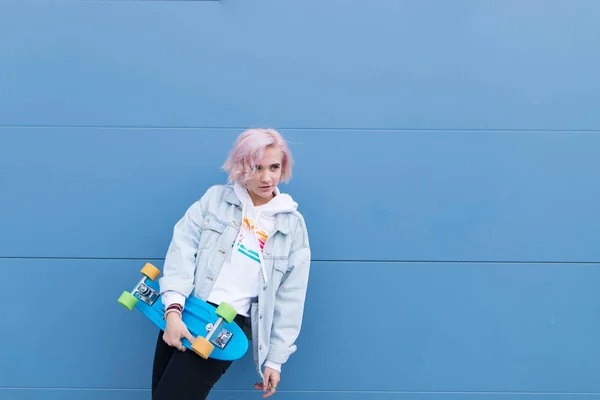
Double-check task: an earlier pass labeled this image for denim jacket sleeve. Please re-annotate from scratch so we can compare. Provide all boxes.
[158,188,212,297]
[266,215,311,365]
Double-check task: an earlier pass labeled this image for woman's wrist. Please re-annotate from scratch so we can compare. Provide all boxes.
[164,303,183,320]
[165,310,182,320]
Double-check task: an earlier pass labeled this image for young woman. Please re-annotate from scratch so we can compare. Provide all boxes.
[151,128,311,399]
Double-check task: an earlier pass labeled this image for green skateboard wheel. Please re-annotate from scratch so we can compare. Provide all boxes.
[215,302,237,323]
[118,291,138,311]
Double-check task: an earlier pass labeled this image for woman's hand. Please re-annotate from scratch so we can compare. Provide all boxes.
[162,312,195,352]
[254,366,280,398]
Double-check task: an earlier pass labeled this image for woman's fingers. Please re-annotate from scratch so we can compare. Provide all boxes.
[263,385,277,398]
[184,329,195,345]
[254,368,280,398]
[163,333,183,350]
[162,320,191,351]
[177,328,195,352]
[253,382,276,398]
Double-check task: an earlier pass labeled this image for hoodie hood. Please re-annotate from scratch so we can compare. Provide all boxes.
[233,181,298,217]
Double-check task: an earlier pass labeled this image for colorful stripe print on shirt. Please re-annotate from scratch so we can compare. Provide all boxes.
[234,217,268,263]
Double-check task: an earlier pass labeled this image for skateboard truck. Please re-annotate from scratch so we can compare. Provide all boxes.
[118,263,161,310]
[133,277,160,306]
[191,302,238,358]
[205,322,233,349]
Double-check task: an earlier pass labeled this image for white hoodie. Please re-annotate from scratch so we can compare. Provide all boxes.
[162,182,298,315]
[206,181,298,317]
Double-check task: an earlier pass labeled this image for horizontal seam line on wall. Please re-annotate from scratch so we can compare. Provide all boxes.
[1,387,600,395]
[0,125,599,133]
[0,256,598,265]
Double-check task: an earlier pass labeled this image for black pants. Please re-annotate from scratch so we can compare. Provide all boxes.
[151,313,247,400]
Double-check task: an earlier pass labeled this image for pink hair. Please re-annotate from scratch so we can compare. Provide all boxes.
[222,128,293,184]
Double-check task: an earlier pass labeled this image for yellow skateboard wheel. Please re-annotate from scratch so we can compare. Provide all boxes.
[191,337,214,359]
[141,263,160,281]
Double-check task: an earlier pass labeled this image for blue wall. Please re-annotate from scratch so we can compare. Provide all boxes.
[1,1,599,399]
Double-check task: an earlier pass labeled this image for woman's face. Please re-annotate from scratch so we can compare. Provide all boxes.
[245,145,283,206]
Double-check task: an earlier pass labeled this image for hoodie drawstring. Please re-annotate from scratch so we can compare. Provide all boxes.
[252,208,267,283]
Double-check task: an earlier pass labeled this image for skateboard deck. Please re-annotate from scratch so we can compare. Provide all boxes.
[117,263,249,361]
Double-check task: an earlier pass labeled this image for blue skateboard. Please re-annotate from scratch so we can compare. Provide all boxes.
[117,262,248,361]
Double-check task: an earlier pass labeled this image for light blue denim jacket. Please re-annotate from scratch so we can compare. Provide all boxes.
[158,184,311,378]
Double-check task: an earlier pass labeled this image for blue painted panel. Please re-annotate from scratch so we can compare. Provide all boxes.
[1,129,599,262]
[0,390,148,400]
[2,0,600,397]
[3,259,599,393]
[1,390,598,400]
[0,0,599,130]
